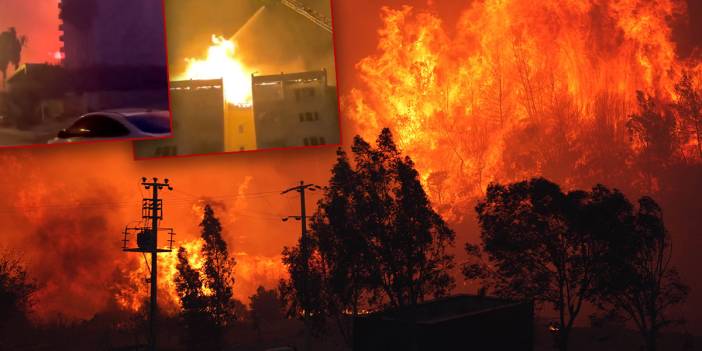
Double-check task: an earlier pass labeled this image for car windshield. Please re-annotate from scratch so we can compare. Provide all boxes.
[125,115,171,134]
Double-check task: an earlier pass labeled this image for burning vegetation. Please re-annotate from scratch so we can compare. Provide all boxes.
[1,0,702,349]
[346,0,702,222]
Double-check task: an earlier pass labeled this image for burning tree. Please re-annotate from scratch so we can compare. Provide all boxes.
[174,204,238,350]
[280,128,456,343]
[347,2,702,222]
[674,71,702,159]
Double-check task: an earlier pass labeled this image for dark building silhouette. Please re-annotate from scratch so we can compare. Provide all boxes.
[354,294,534,351]
[54,0,168,112]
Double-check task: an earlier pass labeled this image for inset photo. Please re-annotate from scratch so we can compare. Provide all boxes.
[133,0,340,159]
[0,0,171,147]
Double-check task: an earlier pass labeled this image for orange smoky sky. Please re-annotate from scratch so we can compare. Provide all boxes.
[1,0,702,335]
[0,0,62,69]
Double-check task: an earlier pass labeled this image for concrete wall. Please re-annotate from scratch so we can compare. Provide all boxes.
[252,70,340,149]
[133,79,224,158]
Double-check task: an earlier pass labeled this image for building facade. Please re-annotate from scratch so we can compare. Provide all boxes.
[134,79,225,158]
[252,69,340,149]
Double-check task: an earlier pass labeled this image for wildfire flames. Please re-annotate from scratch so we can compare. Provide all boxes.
[3,0,702,326]
[346,0,702,221]
[113,196,287,314]
[179,35,254,107]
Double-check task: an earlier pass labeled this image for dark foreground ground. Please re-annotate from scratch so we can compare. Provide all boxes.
[2,313,700,351]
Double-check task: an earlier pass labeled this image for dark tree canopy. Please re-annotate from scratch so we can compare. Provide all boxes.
[280,128,456,342]
[174,204,238,350]
[0,27,26,88]
[249,285,283,340]
[200,204,237,326]
[465,177,688,351]
[591,196,689,351]
[174,247,218,351]
[0,251,36,328]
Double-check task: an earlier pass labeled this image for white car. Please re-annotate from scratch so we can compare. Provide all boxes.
[48,109,171,144]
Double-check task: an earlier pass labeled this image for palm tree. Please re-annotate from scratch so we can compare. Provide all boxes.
[0,27,27,89]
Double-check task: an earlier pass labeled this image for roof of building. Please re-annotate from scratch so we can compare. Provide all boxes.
[7,63,66,84]
[361,294,531,325]
[252,69,327,85]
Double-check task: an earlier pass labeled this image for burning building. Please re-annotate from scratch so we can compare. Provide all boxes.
[131,0,340,157]
[252,69,339,148]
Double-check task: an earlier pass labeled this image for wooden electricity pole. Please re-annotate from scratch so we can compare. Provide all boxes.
[122,177,174,351]
[282,181,321,351]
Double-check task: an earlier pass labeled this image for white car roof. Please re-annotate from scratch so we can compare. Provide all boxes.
[95,108,170,118]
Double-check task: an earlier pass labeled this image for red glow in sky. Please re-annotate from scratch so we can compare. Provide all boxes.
[0,0,62,70]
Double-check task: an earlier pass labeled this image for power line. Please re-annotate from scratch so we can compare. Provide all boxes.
[0,189,289,214]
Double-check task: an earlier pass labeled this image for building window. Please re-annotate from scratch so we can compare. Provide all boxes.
[299,111,320,122]
[303,137,325,146]
[238,124,244,133]
[295,87,316,101]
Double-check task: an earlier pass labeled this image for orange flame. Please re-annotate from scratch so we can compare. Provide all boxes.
[114,237,287,314]
[179,35,254,107]
[346,1,702,221]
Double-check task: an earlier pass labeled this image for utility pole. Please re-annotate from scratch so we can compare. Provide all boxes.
[282,181,321,351]
[122,177,175,351]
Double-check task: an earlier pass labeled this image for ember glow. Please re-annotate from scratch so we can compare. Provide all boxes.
[346,0,702,221]
[179,34,254,107]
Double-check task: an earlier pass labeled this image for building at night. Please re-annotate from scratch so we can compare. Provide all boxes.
[353,294,534,351]
[55,0,168,113]
[58,0,166,69]
[252,69,339,149]
[134,79,225,158]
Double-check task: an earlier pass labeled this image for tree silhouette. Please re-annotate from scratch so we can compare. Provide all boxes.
[174,204,238,350]
[591,196,689,351]
[465,178,690,351]
[0,251,36,345]
[249,286,283,339]
[0,251,35,318]
[0,27,27,88]
[280,128,455,341]
[352,129,456,307]
[306,148,377,344]
[200,204,237,326]
[174,247,218,351]
[464,178,604,351]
